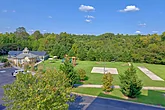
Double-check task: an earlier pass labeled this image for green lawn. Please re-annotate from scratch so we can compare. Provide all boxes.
[40,60,165,87]
[73,87,165,107]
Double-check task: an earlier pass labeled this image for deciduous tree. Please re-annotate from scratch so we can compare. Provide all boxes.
[102,73,113,92]
[3,69,74,110]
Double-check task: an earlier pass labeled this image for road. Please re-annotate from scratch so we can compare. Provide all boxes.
[0,67,165,110]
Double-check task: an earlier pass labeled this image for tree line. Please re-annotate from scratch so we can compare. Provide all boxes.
[1,27,165,64]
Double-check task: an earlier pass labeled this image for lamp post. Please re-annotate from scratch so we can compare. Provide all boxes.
[103,51,107,74]
[104,59,105,74]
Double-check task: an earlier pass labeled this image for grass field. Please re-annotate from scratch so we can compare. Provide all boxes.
[40,60,165,87]
[73,87,165,107]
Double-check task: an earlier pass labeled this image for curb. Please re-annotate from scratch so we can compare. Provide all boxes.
[74,84,165,90]
[72,92,165,109]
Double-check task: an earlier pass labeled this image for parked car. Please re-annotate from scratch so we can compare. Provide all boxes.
[12,69,25,77]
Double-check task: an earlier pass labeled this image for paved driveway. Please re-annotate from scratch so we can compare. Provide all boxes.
[0,67,17,110]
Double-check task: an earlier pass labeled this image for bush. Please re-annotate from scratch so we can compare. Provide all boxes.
[119,64,143,98]
[102,73,113,92]
[77,69,86,81]
[1,58,8,63]
[4,61,11,67]
[24,64,29,72]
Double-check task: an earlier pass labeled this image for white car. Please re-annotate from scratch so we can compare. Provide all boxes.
[12,69,25,77]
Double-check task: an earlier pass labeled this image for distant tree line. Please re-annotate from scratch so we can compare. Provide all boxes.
[1,27,165,64]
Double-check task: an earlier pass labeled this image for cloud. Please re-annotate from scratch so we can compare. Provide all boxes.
[43,30,47,32]
[135,30,141,34]
[2,10,7,13]
[28,29,35,33]
[85,19,92,23]
[85,15,95,19]
[12,10,16,13]
[139,23,146,27]
[119,5,139,12]
[0,32,2,34]
[152,31,158,33]
[48,16,52,19]
[28,29,34,31]
[79,5,95,12]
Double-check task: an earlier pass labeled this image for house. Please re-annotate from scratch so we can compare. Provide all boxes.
[8,47,48,66]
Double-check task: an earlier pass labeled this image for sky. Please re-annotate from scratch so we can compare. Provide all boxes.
[0,0,165,35]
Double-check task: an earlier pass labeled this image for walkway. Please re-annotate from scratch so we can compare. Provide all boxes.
[74,84,165,90]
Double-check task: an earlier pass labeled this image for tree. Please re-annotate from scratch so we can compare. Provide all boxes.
[119,64,143,98]
[51,43,61,57]
[87,48,96,61]
[32,30,43,40]
[60,57,78,86]
[59,45,67,59]
[14,27,29,39]
[102,73,113,92]
[3,69,74,110]
[68,49,75,57]
[77,46,87,61]
[23,63,29,72]
[77,69,86,81]
[161,32,165,41]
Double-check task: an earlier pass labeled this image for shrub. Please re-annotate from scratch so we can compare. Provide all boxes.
[24,64,29,72]
[102,73,113,92]
[4,61,11,67]
[78,69,86,81]
[1,58,8,63]
[119,64,143,98]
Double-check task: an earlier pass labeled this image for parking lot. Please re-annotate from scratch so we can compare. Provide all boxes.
[0,67,17,110]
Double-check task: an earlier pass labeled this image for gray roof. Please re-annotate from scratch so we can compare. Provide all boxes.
[16,53,38,59]
[8,51,46,57]
[8,51,22,57]
[30,51,47,56]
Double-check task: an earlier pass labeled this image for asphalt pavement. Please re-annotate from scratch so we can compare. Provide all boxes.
[69,95,165,110]
[0,67,16,110]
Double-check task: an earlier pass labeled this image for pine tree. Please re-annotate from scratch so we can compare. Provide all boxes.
[119,64,143,98]
[102,73,113,92]
[60,56,78,86]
